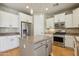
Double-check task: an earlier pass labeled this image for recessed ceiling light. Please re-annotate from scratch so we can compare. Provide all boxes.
[45,8,48,11]
[26,6,29,9]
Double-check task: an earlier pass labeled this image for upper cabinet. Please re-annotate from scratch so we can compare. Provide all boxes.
[54,13,65,23]
[26,14,32,23]
[58,13,66,22]
[0,10,19,28]
[54,14,59,22]
[65,14,73,28]
[19,12,32,23]
[46,17,54,28]
[73,8,79,27]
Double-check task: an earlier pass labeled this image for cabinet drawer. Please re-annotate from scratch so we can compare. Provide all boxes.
[33,41,46,49]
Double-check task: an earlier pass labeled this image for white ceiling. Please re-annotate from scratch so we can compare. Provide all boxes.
[1,3,79,17]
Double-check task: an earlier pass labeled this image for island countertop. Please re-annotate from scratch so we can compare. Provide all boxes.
[20,35,53,56]
[22,35,53,44]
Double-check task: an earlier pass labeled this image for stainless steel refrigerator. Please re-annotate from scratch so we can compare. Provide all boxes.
[21,22,32,38]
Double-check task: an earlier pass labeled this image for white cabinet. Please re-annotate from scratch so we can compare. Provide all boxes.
[65,35,74,48]
[0,10,19,28]
[26,15,32,23]
[65,14,73,28]
[54,13,65,23]
[19,12,27,22]
[0,36,19,52]
[33,39,52,56]
[54,15,60,22]
[34,45,46,56]
[9,14,19,27]
[73,8,79,27]
[46,17,54,28]
[58,13,66,22]
[19,12,32,23]
[33,40,46,56]
[0,11,10,27]
[46,39,52,56]
[34,14,44,35]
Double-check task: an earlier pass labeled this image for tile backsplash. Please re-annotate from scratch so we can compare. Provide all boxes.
[0,27,19,33]
[66,28,79,34]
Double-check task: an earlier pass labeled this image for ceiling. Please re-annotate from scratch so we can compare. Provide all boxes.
[1,3,79,18]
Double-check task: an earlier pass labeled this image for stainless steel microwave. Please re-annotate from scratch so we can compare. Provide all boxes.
[54,22,65,29]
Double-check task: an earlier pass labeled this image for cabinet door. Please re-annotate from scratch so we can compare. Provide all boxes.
[19,12,32,23]
[73,8,79,27]
[46,40,52,56]
[27,15,32,23]
[59,13,65,22]
[65,14,73,28]
[0,36,19,52]
[34,45,46,56]
[9,14,19,27]
[54,13,65,23]
[19,12,27,22]
[0,36,11,52]
[46,18,54,28]
[0,10,19,28]
[54,15,59,23]
[0,10,11,27]
[65,35,74,48]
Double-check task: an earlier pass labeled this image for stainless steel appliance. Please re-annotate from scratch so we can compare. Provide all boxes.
[21,22,32,38]
[53,34,65,47]
[53,22,66,47]
[54,22,65,29]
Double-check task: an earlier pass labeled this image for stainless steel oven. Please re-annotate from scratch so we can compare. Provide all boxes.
[53,22,65,47]
[53,34,65,47]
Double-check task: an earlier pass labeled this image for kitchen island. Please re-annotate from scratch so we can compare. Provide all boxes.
[20,35,53,56]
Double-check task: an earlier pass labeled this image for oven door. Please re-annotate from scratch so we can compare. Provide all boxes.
[53,36,64,43]
[53,35,65,47]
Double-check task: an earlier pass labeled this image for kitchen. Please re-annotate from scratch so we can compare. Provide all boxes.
[0,3,79,56]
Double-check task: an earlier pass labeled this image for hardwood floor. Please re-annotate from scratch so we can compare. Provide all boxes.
[0,47,21,56]
[0,45,78,56]
[51,45,74,56]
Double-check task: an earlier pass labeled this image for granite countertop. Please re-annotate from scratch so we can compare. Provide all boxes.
[65,33,79,36]
[22,35,52,44]
[0,32,20,36]
[20,35,52,56]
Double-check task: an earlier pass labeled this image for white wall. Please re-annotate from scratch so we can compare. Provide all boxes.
[34,14,44,35]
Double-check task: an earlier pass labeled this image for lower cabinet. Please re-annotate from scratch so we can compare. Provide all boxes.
[0,36,20,52]
[65,35,74,48]
[33,45,46,56]
[33,39,52,56]
[46,40,52,56]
